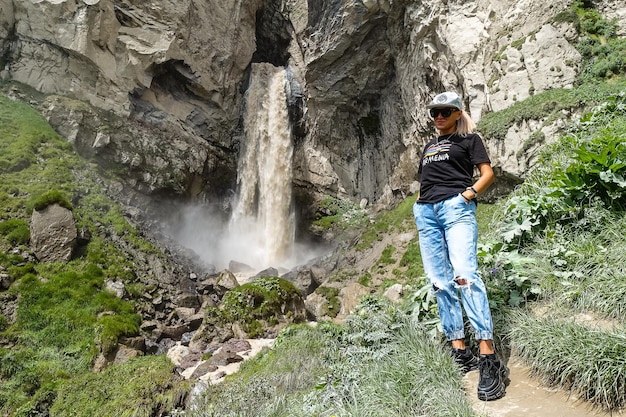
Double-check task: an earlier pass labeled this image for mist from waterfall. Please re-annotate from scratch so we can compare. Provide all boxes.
[227,63,295,270]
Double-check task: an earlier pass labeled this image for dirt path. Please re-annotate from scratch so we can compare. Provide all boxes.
[464,356,621,417]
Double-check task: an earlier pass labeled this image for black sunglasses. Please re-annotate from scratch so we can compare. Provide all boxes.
[429,108,457,118]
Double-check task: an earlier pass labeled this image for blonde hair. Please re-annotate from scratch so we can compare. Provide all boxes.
[455,110,476,136]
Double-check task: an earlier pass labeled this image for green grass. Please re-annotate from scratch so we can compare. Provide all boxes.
[0,264,141,413]
[0,89,184,416]
[190,323,331,416]
[355,196,415,250]
[2,2,626,412]
[510,310,626,410]
[188,297,479,417]
[49,355,187,417]
[477,80,626,141]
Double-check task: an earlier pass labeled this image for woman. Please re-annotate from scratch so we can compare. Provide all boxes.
[413,91,509,401]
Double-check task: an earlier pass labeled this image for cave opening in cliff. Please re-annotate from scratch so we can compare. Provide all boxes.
[251,4,291,66]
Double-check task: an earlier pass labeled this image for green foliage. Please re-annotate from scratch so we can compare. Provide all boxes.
[553,133,626,208]
[312,196,368,230]
[495,90,626,246]
[220,276,303,336]
[478,82,626,413]
[50,355,187,417]
[0,218,30,245]
[315,286,341,317]
[405,280,440,339]
[477,240,540,308]
[553,0,626,82]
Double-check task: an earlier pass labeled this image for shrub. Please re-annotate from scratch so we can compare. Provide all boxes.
[221,276,304,336]
[511,311,626,410]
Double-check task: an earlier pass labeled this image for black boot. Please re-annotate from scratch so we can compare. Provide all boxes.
[451,347,479,373]
[477,354,510,401]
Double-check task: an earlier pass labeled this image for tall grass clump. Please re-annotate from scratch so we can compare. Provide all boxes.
[49,355,187,417]
[510,311,626,410]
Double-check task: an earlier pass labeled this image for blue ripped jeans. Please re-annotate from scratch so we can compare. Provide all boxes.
[413,194,494,341]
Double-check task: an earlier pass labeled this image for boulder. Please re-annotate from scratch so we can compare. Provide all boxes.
[29,203,77,262]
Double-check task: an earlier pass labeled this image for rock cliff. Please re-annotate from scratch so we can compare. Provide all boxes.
[1,0,622,234]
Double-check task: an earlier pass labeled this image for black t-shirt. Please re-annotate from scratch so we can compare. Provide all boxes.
[416,132,491,204]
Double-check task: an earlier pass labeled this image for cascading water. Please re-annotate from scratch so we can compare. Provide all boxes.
[229,62,295,270]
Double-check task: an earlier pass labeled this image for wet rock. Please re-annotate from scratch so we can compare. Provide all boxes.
[155,324,190,342]
[198,270,239,297]
[228,261,255,275]
[180,331,195,347]
[174,292,200,308]
[179,351,203,369]
[252,267,279,279]
[281,265,323,296]
[140,320,159,332]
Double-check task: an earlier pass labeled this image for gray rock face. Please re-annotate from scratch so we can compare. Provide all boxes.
[29,203,77,262]
[0,0,604,210]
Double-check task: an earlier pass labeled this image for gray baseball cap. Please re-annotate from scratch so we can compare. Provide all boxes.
[426,92,463,110]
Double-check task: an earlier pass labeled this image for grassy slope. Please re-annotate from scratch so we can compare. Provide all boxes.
[484,84,626,411]
[0,90,188,416]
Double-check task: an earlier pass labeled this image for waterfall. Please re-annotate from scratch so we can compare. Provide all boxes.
[229,63,295,270]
